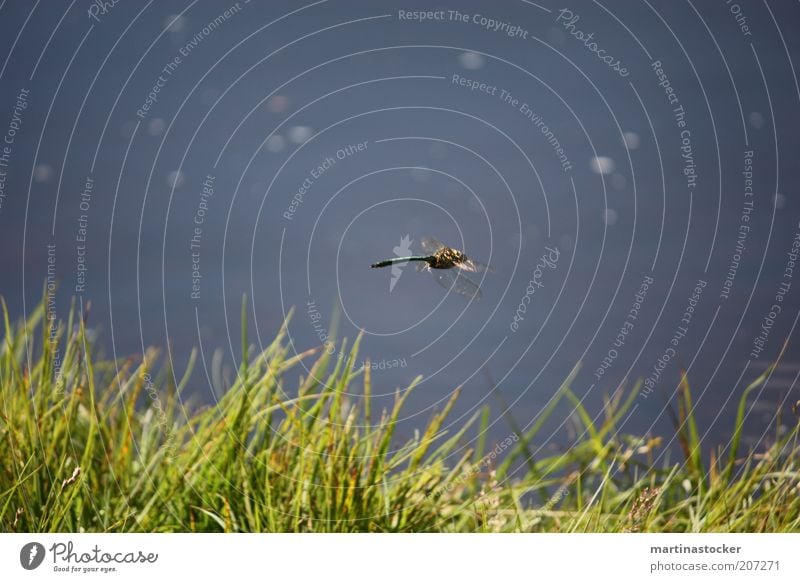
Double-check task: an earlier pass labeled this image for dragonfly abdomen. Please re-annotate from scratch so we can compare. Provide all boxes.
[370,256,431,269]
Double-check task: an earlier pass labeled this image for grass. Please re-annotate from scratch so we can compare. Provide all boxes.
[1,296,799,532]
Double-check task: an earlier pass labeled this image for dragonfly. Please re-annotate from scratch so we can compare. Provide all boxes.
[370,236,491,299]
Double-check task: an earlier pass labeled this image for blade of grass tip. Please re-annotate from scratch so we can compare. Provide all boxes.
[1,296,10,345]
[570,462,614,533]
[427,407,483,465]
[408,387,461,473]
[493,391,545,494]
[564,386,600,443]
[1,297,20,398]
[327,299,341,350]
[474,406,490,464]
[364,358,372,426]
[114,359,139,470]
[708,447,719,490]
[663,387,691,465]
[724,344,786,484]
[563,386,612,477]
[496,368,574,480]
[297,345,329,397]
[176,347,197,396]
[37,285,53,402]
[599,379,641,440]
[296,349,331,431]
[325,338,348,393]
[76,317,97,487]
[281,344,320,374]
[366,376,421,487]
[240,293,248,378]
[330,334,361,426]
[679,370,704,489]
[54,299,76,396]
[228,295,255,456]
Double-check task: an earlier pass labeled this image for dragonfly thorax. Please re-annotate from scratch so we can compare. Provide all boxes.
[428,247,467,269]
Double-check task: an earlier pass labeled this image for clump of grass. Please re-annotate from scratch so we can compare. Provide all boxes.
[1,297,799,532]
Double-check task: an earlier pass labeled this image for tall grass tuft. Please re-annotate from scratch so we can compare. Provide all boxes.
[1,298,799,532]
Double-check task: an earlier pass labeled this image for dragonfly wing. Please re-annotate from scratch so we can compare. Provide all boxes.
[432,269,482,300]
[420,236,445,253]
[457,257,493,273]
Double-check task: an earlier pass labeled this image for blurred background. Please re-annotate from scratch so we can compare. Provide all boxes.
[0,0,799,456]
